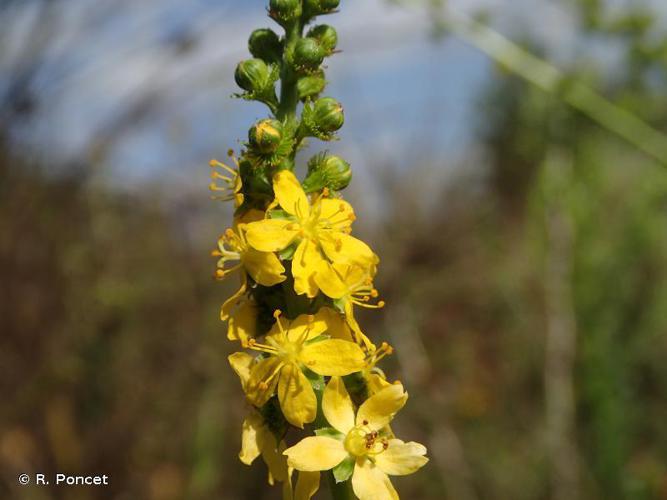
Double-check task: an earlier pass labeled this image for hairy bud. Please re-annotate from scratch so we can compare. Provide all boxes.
[269,0,302,26]
[304,0,340,18]
[312,97,344,133]
[248,28,283,63]
[249,119,283,154]
[307,25,338,54]
[297,72,327,101]
[293,37,326,71]
[303,153,352,192]
[235,58,271,92]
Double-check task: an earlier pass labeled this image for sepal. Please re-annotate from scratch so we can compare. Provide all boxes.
[248,28,283,63]
[302,152,352,192]
[299,97,344,140]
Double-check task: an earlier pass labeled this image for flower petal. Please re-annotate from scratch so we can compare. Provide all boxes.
[220,275,247,321]
[245,219,299,252]
[242,248,286,286]
[300,339,366,376]
[313,261,348,299]
[375,439,429,476]
[239,412,265,465]
[278,363,317,428]
[283,312,328,344]
[318,198,354,231]
[228,352,254,387]
[320,232,378,267]
[262,439,289,483]
[351,458,398,500]
[274,170,310,218]
[322,376,355,434]
[284,436,348,472]
[356,383,407,430]
[316,307,354,343]
[246,357,283,407]
[292,239,326,298]
[227,300,257,343]
[295,471,320,500]
[365,372,392,396]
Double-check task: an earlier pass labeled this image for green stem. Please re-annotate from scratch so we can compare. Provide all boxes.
[277,20,303,121]
[440,6,667,168]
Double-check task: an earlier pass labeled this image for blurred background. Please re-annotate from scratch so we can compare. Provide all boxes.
[2,0,667,499]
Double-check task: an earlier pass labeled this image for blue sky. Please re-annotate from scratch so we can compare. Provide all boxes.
[2,0,663,197]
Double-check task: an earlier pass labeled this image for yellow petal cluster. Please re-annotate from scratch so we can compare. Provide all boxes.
[283,377,428,500]
[245,171,378,298]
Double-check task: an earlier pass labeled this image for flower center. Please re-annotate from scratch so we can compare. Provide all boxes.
[278,339,302,363]
[344,425,388,457]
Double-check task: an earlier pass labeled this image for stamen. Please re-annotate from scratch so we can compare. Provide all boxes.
[246,338,280,355]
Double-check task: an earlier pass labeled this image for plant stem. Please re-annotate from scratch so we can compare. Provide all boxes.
[277,20,303,121]
[441,6,667,168]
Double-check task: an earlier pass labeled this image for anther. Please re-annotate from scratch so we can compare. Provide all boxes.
[273,309,282,319]
[214,269,225,279]
[362,419,369,425]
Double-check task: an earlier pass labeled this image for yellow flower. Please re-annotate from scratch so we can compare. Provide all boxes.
[245,170,378,298]
[361,342,395,395]
[284,470,320,500]
[209,154,243,207]
[213,224,286,287]
[226,296,258,343]
[283,377,428,500]
[215,215,286,326]
[239,410,289,485]
[230,352,289,486]
[236,311,366,428]
[315,262,384,351]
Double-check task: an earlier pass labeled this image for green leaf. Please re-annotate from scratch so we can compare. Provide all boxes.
[303,368,325,392]
[332,455,355,483]
[315,427,344,440]
[278,242,297,260]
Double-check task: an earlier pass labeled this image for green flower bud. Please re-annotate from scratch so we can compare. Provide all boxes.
[297,72,327,101]
[248,28,282,63]
[249,119,283,153]
[303,153,352,192]
[293,37,326,71]
[307,25,338,54]
[269,0,302,26]
[312,97,344,133]
[304,0,340,17]
[234,58,270,92]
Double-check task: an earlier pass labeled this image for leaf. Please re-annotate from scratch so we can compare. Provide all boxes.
[332,455,355,483]
[315,427,345,440]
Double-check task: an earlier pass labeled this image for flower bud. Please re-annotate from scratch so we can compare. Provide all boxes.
[297,72,327,101]
[307,25,338,54]
[269,0,302,26]
[248,28,282,63]
[304,0,340,17]
[234,58,270,92]
[312,97,344,133]
[293,37,326,71]
[303,153,352,192]
[248,119,283,153]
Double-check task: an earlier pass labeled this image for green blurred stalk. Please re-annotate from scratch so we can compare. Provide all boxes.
[427,4,667,168]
